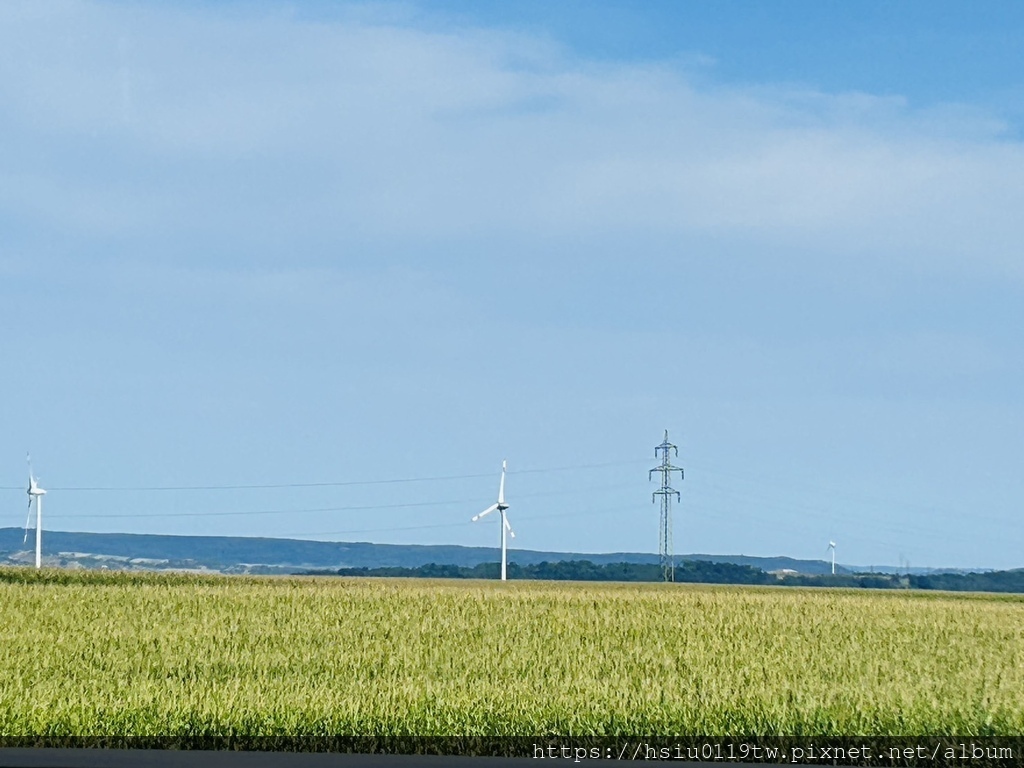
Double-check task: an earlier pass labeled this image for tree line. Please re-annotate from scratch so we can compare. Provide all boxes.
[309,559,1024,593]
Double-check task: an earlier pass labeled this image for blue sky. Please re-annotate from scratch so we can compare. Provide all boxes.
[1,1,1022,569]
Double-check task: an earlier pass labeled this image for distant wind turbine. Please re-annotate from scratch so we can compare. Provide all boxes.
[471,460,515,581]
[25,454,46,569]
[828,540,836,576]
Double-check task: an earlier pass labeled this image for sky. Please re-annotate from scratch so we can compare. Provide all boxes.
[1,1,1022,570]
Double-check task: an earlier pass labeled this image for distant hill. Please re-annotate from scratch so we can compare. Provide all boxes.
[0,528,981,576]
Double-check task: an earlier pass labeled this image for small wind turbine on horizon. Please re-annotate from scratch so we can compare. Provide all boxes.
[471,459,515,581]
[828,540,836,576]
[25,454,46,569]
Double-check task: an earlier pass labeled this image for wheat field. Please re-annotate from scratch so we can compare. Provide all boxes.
[0,569,1021,747]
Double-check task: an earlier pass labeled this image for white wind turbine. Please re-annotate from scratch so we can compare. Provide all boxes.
[471,459,515,581]
[828,540,837,576]
[25,455,47,569]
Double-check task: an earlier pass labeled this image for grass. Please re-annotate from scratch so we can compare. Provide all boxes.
[0,568,1021,747]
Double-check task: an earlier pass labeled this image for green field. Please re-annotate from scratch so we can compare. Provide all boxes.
[0,569,1021,747]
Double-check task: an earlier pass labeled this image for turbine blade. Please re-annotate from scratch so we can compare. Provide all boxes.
[498,460,506,505]
[472,503,498,522]
[503,515,515,539]
[23,497,32,544]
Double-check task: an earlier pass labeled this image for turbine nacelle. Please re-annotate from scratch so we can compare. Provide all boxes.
[27,454,46,496]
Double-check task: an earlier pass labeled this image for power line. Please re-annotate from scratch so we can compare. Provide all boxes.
[45,482,641,520]
[511,459,650,475]
[282,504,634,539]
[0,459,648,493]
[27,473,493,492]
[47,498,476,520]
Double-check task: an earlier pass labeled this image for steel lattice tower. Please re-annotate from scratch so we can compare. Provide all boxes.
[649,429,684,582]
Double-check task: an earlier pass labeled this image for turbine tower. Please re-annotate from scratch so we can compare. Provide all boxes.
[828,540,837,576]
[650,430,683,582]
[25,455,46,569]
[472,460,516,581]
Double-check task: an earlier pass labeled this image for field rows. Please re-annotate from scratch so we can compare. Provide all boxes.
[0,569,1021,741]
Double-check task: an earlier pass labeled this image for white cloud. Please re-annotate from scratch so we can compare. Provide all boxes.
[1,0,1022,282]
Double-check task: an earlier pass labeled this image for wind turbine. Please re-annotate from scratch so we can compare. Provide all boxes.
[828,540,836,576]
[25,455,46,569]
[471,460,515,581]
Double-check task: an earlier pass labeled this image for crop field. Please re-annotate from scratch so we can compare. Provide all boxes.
[0,568,1021,748]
